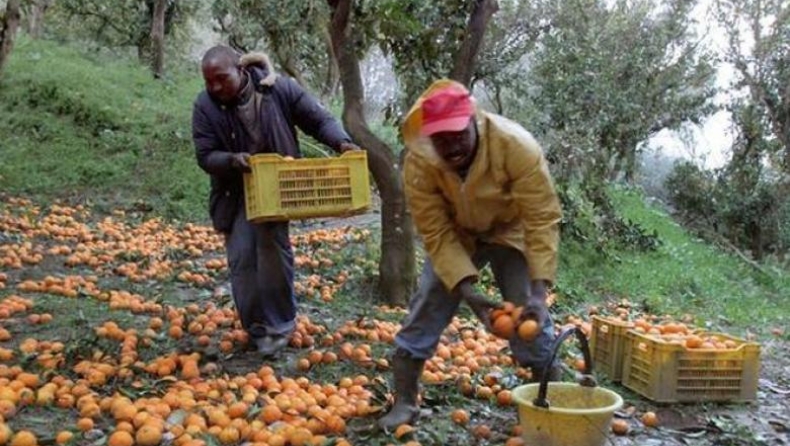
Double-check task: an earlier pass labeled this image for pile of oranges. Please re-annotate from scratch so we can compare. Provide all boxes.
[603,315,744,350]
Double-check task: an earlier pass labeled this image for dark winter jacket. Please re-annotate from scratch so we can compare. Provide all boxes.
[192,52,352,233]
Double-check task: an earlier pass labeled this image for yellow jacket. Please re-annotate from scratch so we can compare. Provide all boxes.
[402,80,561,291]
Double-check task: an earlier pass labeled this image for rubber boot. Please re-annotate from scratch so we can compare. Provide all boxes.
[378,349,425,430]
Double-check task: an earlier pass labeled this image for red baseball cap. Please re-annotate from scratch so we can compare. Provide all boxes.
[420,86,474,136]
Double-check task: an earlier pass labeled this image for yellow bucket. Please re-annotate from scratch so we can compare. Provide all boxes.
[511,326,624,446]
[512,382,623,446]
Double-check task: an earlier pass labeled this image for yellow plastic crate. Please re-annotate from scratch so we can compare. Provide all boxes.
[622,330,760,403]
[243,151,371,222]
[589,315,633,382]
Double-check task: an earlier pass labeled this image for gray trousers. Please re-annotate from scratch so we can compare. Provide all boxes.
[395,243,556,369]
[225,206,296,338]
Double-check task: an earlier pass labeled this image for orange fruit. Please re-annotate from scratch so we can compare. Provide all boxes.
[491,302,515,320]
[135,424,163,446]
[450,409,469,426]
[394,424,414,439]
[641,411,659,428]
[260,404,282,424]
[472,424,492,439]
[108,431,134,446]
[10,430,37,446]
[76,417,94,432]
[517,319,540,341]
[611,419,629,435]
[325,414,346,434]
[227,401,248,419]
[54,431,73,445]
[296,358,311,372]
[505,437,526,446]
[217,426,240,445]
[496,389,512,406]
[685,335,702,349]
[492,315,516,339]
[0,424,12,445]
[286,427,313,446]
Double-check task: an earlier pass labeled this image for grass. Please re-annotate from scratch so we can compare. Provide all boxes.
[557,186,790,336]
[0,37,208,221]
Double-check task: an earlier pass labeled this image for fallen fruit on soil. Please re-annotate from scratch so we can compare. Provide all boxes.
[611,419,629,435]
[641,411,659,428]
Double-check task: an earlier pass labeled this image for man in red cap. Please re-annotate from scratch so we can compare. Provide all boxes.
[378,79,562,429]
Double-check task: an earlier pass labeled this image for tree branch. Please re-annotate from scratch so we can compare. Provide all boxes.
[450,0,498,86]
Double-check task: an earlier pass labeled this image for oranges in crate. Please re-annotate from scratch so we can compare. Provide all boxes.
[490,303,541,341]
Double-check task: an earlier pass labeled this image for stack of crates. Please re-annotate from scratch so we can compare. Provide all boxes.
[589,315,761,403]
[243,151,371,223]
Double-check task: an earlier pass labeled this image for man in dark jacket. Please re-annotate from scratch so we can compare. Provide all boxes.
[192,45,359,356]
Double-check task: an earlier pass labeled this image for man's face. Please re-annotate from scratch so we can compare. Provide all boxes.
[202,58,243,105]
[429,118,477,172]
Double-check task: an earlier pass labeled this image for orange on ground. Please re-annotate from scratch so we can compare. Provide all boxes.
[135,424,163,446]
[450,409,470,426]
[394,424,414,439]
[108,431,134,446]
[54,431,73,445]
[641,411,659,428]
[611,419,629,435]
[472,424,492,439]
[10,431,37,446]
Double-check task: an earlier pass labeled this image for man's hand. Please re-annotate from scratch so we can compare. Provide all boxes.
[454,279,502,331]
[231,152,251,172]
[338,142,362,153]
[521,280,550,328]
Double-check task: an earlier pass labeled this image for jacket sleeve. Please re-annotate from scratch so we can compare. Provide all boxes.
[192,99,235,175]
[506,137,561,283]
[281,77,351,152]
[404,154,477,291]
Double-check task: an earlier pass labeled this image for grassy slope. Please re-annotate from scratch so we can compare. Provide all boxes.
[0,38,207,221]
[558,187,789,335]
[2,38,788,335]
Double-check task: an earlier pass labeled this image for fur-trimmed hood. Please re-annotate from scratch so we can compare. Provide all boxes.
[239,52,278,88]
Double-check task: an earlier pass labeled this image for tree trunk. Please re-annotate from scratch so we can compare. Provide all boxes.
[150,0,167,78]
[26,0,53,39]
[449,0,499,86]
[321,27,340,99]
[329,0,417,306]
[277,52,308,87]
[0,0,21,78]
